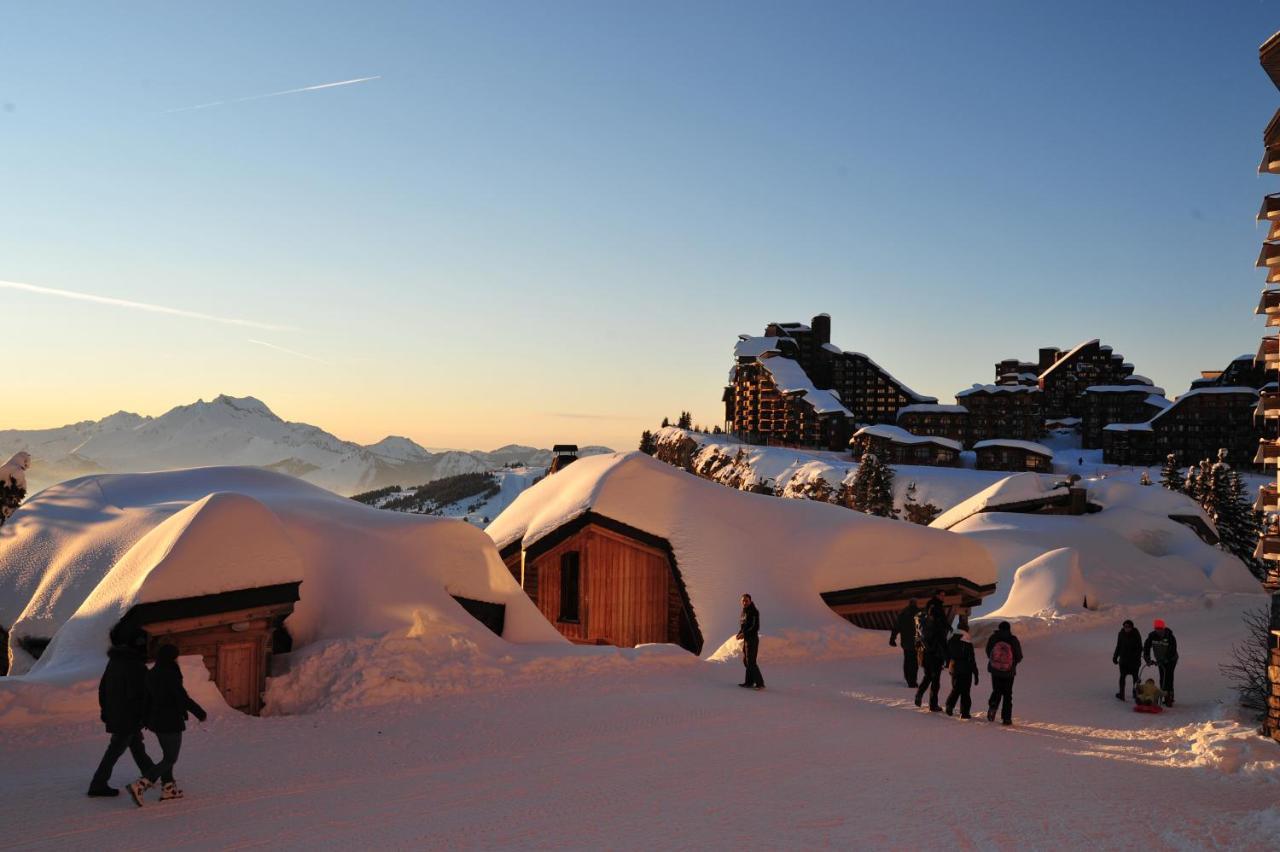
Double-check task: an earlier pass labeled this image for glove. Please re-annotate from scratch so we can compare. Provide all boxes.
[889,637,897,647]
[1112,657,1119,665]
[195,709,208,723]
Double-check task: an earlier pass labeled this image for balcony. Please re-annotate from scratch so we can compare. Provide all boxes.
[1257,335,1280,368]
[1257,534,1280,561]
[1260,391,1280,418]
[1254,439,1280,466]
[1257,241,1280,268]
[1257,483,1279,512]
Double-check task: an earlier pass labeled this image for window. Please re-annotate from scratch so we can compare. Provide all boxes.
[558,551,581,623]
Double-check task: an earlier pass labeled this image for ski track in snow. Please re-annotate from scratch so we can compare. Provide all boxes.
[1,595,1277,849]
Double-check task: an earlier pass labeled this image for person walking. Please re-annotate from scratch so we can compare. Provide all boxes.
[944,630,979,719]
[913,603,949,711]
[1143,619,1178,707]
[87,627,155,797]
[736,594,765,690]
[127,644,207,806]
[888,598,921,688]
[1112,619,1143,700]
[985,621,1023,726]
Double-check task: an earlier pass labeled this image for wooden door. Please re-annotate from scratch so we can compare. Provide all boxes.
[216,642,258,714]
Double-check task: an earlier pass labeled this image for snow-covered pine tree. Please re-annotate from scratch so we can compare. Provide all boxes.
[1159,453,1184,491]
[901,481,941,525]
[1225,468,1268,581]
[851,452,896,518]
[0,454,29,528]
[638,430,657,455]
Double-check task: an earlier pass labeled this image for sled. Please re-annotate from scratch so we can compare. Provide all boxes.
[1132,703,1163,714]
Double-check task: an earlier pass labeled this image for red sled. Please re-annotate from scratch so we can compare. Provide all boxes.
[1133,703,1164,714]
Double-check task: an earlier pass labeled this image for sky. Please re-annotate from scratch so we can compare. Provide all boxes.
[3,2,1279,451]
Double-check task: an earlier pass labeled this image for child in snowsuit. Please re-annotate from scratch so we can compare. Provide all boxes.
[128,644,206,805]
[1112,619,1143,701]
[944,630,979,719]
[1135,678,1164,707]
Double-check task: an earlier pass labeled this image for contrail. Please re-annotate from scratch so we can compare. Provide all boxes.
[0,279,294,331]
[248,338,331,365]
[164,76,381,113]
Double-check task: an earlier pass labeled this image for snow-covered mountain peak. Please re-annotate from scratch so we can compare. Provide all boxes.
[365,436,433,462]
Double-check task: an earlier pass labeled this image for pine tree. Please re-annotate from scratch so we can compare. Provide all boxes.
[0,475,25,528]
[638,430,657,455]
[677,411,692,430]
[1225,468,1268,581]
[661,417,670,428]
[1159,453,1183,491]
[901,481,941,525]
[851,452,897,518]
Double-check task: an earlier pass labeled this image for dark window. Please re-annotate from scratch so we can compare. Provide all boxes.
[559,551,581,623]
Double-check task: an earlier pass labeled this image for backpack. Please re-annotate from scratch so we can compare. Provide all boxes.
[990,638,1015,674]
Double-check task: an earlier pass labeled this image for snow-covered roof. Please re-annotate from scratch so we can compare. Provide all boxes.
[896,403,969,416]
[486,453,996,658]
[1231,353,1255,362]
[1038,339,1100,380]
[930,473,1068,531]
[0,467,563,679]
[851,424,962,452]
[1085,384,1166,396]
[956,384,1041,397]
[1150,386,1260,424]
[1127,374,1154,385]
[734,336,784,359]
[1145,395,1172,410]
[758,354,852,416]
[1104,422,1153,432]
[972,439,1054,457]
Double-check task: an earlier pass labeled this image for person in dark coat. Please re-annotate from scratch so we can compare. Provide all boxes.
[913,604,950,711]
[944,630,980,718]
[87,627,155,797]
[888,598,921,688]
[1112,619,1143,700]
[736,594,764,690]
[1143,619,1178,707]
[127,644,206,805]
[985,621,1023,725]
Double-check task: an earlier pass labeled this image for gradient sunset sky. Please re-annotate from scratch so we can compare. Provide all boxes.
[3,2,1278,451]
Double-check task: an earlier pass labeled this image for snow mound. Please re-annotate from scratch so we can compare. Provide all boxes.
[984,547,1090,620]
[957,481,1260,618]
[0,466,564,683]
[0,451,30,492]
[931,472,1067,530]
[487,452,997,659]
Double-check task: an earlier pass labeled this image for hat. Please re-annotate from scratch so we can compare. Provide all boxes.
[1153,619,1166,630]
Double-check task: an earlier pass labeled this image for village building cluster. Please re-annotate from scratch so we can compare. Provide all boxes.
[723,313,1266,473]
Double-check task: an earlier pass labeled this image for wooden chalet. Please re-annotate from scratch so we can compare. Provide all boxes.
[973,439,1054,473]
[499,513,703,655]
[1080,385,1167,450]
[820,578,994,631]
[849,425,961,467]
[895,403,970,447]
[955,384,1043,444]
[114,582,300,716]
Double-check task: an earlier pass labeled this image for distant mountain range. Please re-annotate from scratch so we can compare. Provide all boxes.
[0,395,612,495]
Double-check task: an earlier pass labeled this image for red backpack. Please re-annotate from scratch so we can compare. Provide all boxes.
[990,639,1015,674]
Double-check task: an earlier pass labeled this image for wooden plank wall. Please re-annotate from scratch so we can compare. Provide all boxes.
[527,525,671,648]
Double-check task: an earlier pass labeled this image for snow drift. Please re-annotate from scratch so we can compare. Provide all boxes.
[486,452,998,660]
[0,466,564,686]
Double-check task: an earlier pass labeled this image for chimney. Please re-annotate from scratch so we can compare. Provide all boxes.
[549,444,579,475]
[811,314,831,346]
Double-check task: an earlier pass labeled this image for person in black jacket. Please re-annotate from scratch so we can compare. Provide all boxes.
[1143,619,1178,707]
[888,598,921,688]
[127,644,206,805]
[913,605,950,711]
[985,621,1023,725]
[87,627,155,797]
[944,630,980,718]
[736,594,764,690]
[1112,619,1143,700]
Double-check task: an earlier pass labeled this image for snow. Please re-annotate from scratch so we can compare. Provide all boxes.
[956,383,1041,396]
[757,354,852,416]
[732,335,783,359]
[487,452,996,660]
[0,451,29,492]
[1105,421,1153,432]
[363,435,433,462]
[972,438,1054,457]
[1,592,1276,847]
[851,424,962,452]
[930,472,1068,530]
[0,466,564,684]
[984,547,1088,619]
[1085,384,1166,395]
[895,403,968,415]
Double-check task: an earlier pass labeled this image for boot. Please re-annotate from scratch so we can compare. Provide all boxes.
[160,782,184,801]
[87,784,119,797]
[127,778,152,807]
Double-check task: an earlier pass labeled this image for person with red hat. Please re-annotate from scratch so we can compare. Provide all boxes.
[1142,619,1178,707]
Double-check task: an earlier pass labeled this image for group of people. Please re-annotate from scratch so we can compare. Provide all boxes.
[1113,617,1178,707]
[87,626,207,805]
[890,595,1023,724]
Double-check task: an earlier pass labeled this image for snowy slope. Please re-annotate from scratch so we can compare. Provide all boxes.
[0,466,564,682]
[0,395,613,495]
